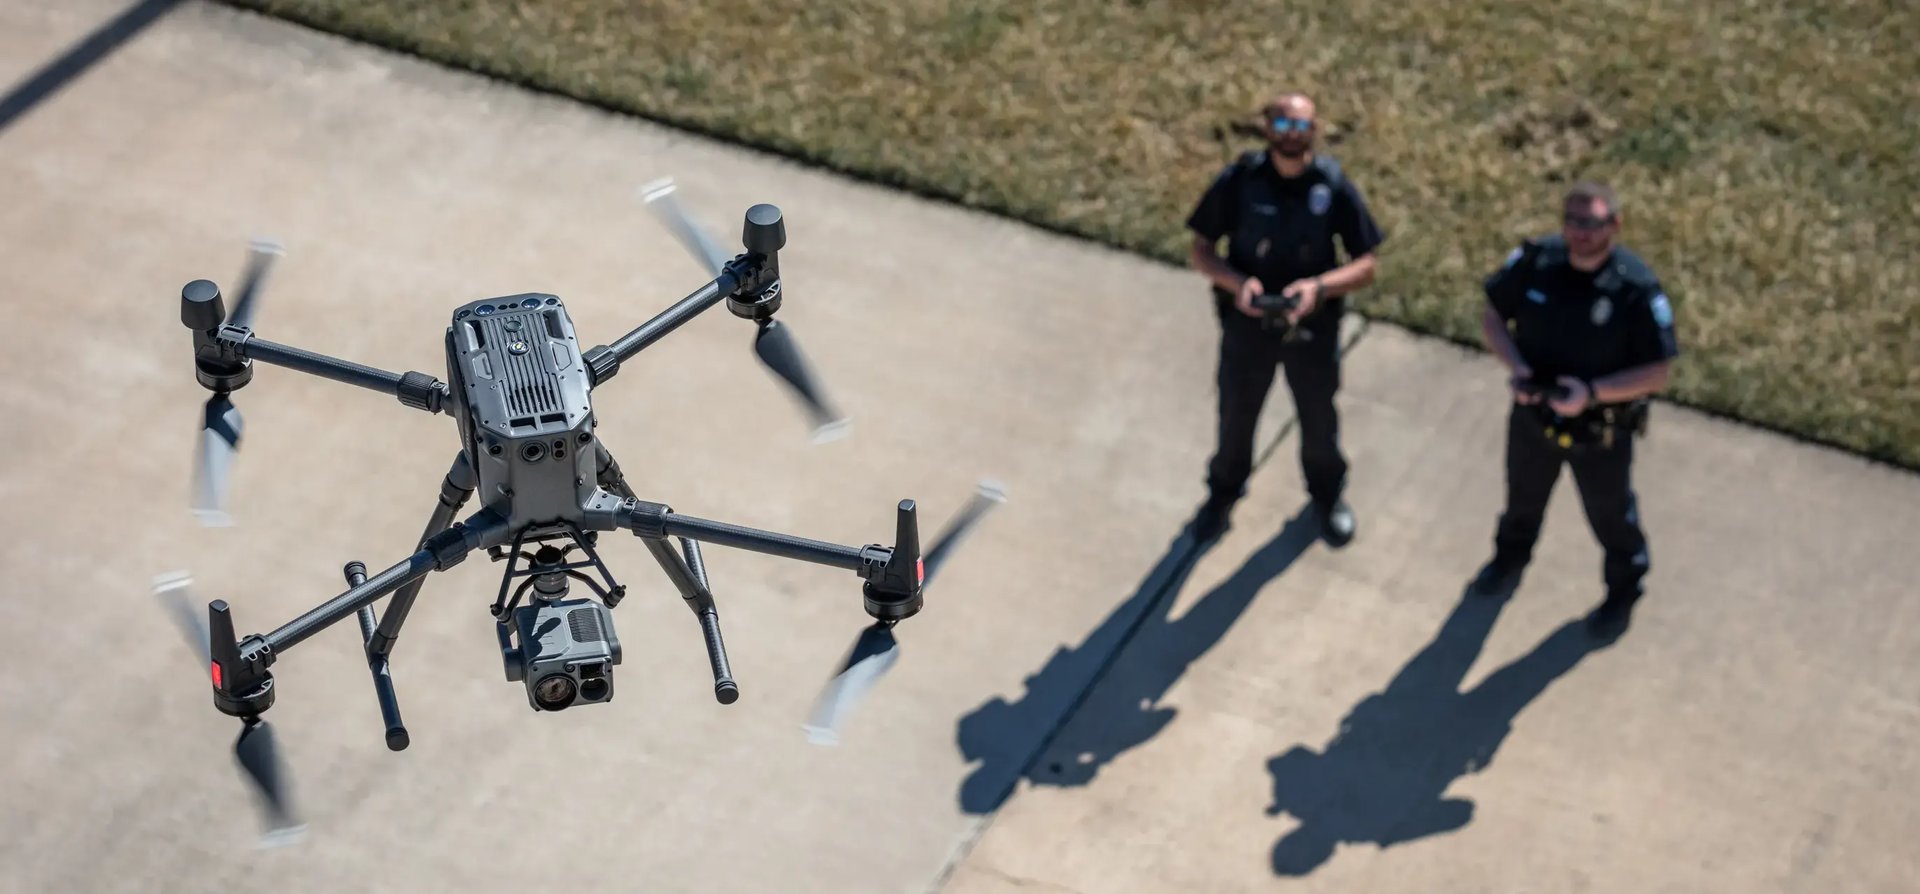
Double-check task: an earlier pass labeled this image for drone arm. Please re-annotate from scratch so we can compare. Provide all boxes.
[586,277,733,384]
[256,507,507,657]
[235,333,449,413]
[618,497,925,621]
[625,500,870,570]
[194,318,448,413]
[583,209,785,385]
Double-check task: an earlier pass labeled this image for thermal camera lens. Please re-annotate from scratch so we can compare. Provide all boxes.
[581,678,609,701]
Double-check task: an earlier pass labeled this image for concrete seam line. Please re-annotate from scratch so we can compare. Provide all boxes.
[922,312,1374,893]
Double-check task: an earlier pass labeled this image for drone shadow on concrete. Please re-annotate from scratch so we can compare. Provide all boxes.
[955,502,1323,815]
[1262,585,1609,877]
[0,0,183,134]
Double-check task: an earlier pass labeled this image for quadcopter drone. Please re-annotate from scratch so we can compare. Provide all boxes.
[154,179,1005,843]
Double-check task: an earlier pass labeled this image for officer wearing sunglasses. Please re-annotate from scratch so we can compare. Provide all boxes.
[1185,91,1386,544]
[1472,181,1680,639]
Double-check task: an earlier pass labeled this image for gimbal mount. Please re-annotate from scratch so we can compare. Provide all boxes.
[160,198,1004,842]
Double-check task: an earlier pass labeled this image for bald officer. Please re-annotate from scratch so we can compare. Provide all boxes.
[1185,91,1386,545]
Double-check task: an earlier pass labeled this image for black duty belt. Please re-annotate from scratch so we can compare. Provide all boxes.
[1527,399,1651,451]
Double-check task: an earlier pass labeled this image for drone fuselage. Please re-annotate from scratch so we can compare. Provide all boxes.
[444,294,607,535]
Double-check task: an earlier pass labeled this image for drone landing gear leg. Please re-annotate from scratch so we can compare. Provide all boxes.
[342,451,477,750]
[642,534,739,704]
[345,562,408,751]
[595,440,738,704]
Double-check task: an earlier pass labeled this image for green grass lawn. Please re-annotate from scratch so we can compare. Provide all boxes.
[221,0,1919,469]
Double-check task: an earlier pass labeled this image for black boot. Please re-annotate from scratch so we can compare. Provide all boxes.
[1468,556,1525,599]
[1192,493,1235,542]
[1315,499,1356,548]
[1586,589,1640,640]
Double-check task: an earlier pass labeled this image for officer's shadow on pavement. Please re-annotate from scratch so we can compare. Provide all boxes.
[1262,585,1607,877]
[954,502,1322,815]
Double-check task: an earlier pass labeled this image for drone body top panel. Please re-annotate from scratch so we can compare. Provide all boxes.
[443,294,602,530]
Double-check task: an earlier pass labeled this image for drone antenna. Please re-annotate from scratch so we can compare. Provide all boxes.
[204,599,302,841]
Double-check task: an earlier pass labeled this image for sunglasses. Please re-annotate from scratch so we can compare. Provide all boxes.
[1563,212,1615,231]
[1268,117,1313,134]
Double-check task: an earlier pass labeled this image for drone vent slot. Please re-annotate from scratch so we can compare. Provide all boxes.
[568,607,604,644]
[485,316,563,417]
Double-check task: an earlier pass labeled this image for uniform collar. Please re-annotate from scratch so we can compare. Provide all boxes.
[1568,247,1622,291]
[1261,150,1316,181]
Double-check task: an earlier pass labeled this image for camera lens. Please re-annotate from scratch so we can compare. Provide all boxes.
[533,674,576,710]
[580,678,609,701]
[521,442,545,462]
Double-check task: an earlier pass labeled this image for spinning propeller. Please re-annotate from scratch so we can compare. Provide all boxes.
[186,238,283,526]
[152,571,305,846]
[802,479,1008,745]
[641,177,850,443]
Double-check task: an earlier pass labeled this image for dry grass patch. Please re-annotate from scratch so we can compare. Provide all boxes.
[220,0,1920,467]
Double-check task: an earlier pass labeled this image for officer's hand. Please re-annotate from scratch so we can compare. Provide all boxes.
[1549,375,1591,416]
[1235,276,1265,318]
[1281,278,1321,322]
[1510,364,1539,404]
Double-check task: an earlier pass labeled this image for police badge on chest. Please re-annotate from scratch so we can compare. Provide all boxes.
[1309,183,1332,216]
[1591,296,1612,326]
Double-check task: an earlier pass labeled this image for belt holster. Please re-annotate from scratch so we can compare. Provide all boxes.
[1535,400,1650,452]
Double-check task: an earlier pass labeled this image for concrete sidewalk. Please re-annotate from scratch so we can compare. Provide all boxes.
[944,326,1920,893]
[3,3,1917,893]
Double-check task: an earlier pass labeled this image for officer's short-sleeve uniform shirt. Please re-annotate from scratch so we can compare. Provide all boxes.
[1187,150,1386,321]
[1484,235,1679,389]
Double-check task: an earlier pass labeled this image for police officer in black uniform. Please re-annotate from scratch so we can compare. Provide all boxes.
[1472,181,1680,639]
[1186,92,1386,545]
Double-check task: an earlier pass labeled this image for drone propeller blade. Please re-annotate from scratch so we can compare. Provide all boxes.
[152,571,212,664]
[191,392,243,526]
[154,575,304,844]
[754,318,849,442]
[801,621,900,746]
[234,718,305,846]
[921,479,1007,587]
[225,238,283,332]
[640,177,733,277]
[802,481,1006,745]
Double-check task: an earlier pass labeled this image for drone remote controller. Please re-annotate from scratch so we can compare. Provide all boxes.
[155,186,1007,843]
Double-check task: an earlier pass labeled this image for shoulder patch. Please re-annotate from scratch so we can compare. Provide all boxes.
[1501,245,1525,269]
[1650,292,1674,328]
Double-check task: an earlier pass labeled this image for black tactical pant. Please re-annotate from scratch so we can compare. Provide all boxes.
[1492,404,1650,598]
[1205,308,1346,509]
